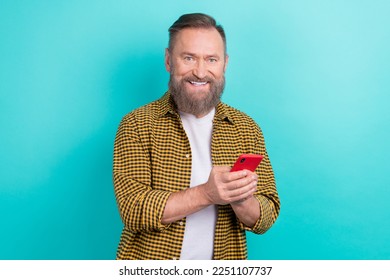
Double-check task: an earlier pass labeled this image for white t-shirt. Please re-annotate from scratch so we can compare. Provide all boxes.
[179,108,217,260]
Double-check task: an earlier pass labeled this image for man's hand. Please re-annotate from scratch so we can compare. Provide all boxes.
[161,166,260,226]
[201,166,258,205]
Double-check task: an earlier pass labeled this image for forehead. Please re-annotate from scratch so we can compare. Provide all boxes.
[172,28,225,55]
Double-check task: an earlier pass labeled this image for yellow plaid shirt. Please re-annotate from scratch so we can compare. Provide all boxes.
[113,92,280,260]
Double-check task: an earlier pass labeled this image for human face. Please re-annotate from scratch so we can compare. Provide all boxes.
[165,28,229,117]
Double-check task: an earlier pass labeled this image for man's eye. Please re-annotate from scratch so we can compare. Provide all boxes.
[184,56,194,61]
[208,58,218,63]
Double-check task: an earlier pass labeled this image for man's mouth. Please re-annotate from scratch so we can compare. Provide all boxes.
[189,81,208,86]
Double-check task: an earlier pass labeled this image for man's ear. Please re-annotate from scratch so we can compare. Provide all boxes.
[165,48,171,73]
[224,54,229,73]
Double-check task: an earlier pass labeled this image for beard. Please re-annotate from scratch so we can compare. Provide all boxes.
[169,71,225,117]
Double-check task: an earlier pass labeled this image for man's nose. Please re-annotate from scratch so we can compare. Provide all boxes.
[192,60,207,79]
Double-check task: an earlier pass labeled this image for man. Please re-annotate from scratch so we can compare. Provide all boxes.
[113,13,280,260]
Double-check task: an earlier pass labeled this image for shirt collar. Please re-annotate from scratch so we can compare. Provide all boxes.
[158,92,177,117]
[215,102,235,124]
[158,91,234,124]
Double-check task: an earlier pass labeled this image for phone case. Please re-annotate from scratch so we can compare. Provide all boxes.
[230,154,263,172]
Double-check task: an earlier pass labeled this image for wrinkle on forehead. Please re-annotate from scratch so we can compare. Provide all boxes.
[171,28,226,57]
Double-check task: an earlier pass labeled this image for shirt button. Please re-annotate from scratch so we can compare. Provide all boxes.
[179,221,183,226]
[185,154,190,159]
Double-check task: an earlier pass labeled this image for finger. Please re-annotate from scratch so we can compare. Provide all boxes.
[222,169,248,183]
[229,169,258,181]
[225,174,258,191]
[221,180,257,204]
[233,180,257,196]
[218,181,257,205]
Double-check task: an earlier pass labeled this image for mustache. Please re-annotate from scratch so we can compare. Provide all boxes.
[183,76,214,83]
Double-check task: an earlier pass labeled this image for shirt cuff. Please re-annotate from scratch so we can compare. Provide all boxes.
[239,195,274,234]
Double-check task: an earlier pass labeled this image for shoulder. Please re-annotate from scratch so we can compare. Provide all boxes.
[120,98,164,126]
[220,102,261,130]
[216,103,266,153]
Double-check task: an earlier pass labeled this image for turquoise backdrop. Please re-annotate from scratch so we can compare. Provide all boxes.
[1,0,389,260]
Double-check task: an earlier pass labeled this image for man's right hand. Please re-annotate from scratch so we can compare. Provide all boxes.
[161,166,258,225]
[201,166,258,205]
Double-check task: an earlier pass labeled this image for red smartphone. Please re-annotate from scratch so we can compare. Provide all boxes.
[230,154,263,172]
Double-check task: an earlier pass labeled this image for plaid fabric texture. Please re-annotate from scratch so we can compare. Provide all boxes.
[113,92,280,260]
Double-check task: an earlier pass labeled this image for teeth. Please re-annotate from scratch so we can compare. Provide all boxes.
[190,81,207,86]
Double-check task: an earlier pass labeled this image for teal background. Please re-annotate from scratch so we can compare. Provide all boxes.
[1,0,389,260]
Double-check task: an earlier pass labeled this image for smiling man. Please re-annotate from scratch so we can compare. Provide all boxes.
[167,27,227,118]
[113,13,280,260]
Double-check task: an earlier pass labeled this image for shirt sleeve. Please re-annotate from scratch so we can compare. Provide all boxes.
[113,114,171,233]
[239,125,281,234]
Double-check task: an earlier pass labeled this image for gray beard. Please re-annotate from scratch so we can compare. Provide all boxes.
[169,74,225,117]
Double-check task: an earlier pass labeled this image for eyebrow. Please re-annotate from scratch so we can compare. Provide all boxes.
[180,52,221,59]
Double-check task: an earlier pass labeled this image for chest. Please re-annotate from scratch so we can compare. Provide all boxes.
[147,116,254,191]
